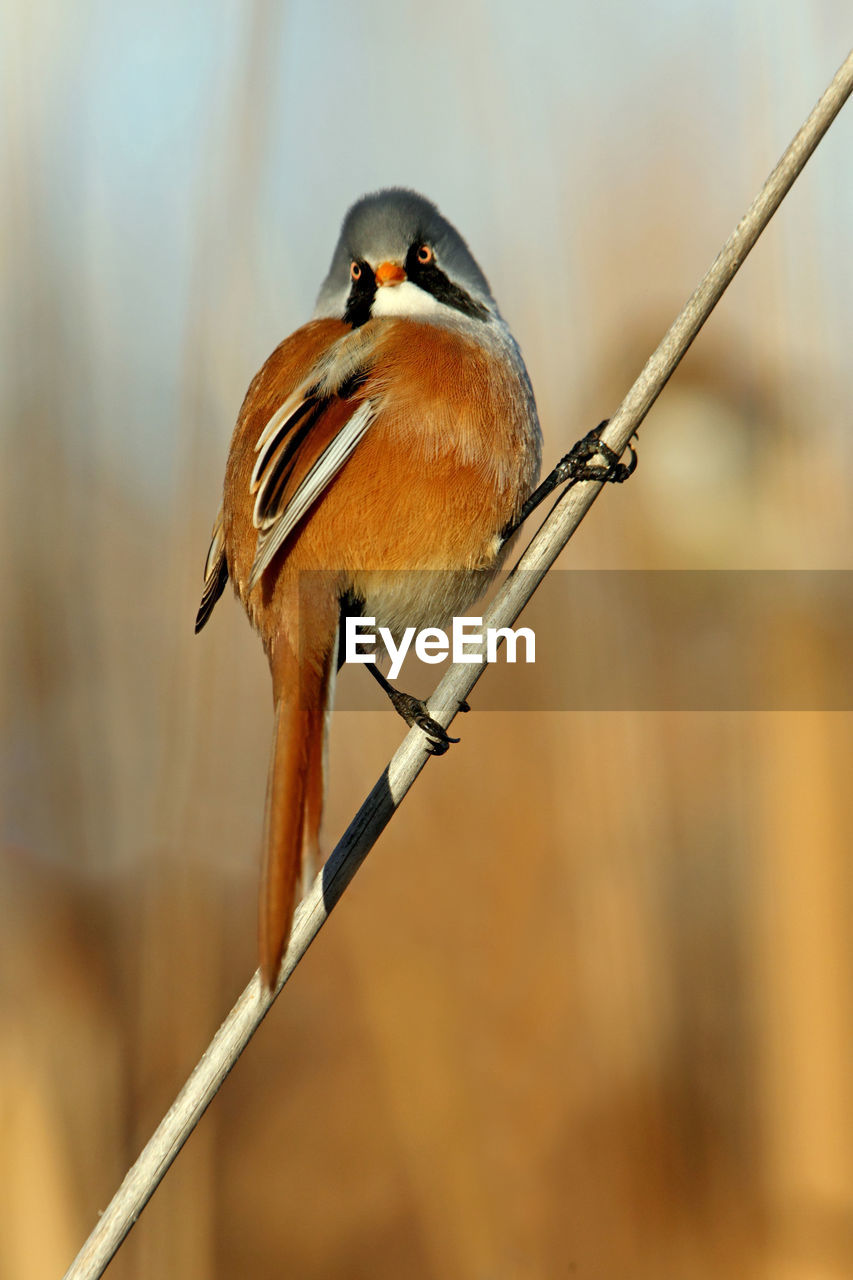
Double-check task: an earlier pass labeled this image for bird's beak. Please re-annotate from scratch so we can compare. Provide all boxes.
[374,261,406,287]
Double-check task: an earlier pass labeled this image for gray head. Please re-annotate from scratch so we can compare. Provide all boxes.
[314,188,501,328]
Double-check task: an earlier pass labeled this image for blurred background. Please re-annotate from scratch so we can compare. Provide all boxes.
[2,2,852,1277]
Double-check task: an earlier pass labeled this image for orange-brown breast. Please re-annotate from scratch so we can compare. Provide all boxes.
[223,315,540,646]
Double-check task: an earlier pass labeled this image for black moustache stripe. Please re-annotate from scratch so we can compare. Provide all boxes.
[344,261,376,328]
[404,245,489,321]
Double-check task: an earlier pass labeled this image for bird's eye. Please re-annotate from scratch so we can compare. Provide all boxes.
[416,244,433,265]
[350,261,362,281]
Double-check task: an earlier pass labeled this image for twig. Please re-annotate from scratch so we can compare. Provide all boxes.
[63,47,853,1280]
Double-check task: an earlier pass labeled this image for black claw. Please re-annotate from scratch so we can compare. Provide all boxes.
[458,700,471,713]
[557,421,638,486]
[363,661,463,751]
[388,690,459,753]
[501,418,637,544]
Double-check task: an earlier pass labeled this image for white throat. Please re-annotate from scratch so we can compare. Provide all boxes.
[370,279,449,319]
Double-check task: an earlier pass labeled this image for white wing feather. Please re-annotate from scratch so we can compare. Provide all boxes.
[247,399,375,590]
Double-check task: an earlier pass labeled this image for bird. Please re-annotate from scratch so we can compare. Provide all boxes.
[195,188,542,987]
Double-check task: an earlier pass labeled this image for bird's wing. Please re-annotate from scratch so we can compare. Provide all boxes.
[195,507,228,632]
[247,329,379,590]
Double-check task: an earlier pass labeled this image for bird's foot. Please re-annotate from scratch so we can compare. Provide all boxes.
[554,419,638,486]
[500,420,638,544]
[388,689,460,756]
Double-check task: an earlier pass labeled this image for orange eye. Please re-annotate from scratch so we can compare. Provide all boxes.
[350,261,362,281]
[416,244,433,265]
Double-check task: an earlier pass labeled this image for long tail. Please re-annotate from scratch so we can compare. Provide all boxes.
[259,617,335,988]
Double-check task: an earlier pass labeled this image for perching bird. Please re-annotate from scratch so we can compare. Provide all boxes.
[196,188,542,987]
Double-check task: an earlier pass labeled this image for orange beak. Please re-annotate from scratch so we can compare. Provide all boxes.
[374,261,406,287]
